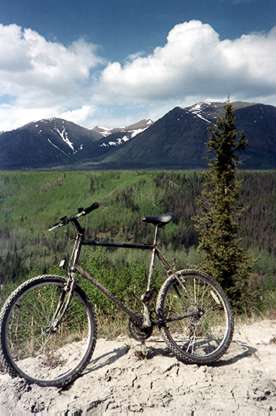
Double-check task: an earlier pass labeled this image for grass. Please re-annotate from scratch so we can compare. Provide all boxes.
[0,169,276,323]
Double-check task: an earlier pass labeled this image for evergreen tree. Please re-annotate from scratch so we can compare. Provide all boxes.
[194,102,251,307]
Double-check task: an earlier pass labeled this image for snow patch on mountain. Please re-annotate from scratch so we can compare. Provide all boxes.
[117,135,129,144]
[93,126,114,137]
[55,128,76,153]
[100,135,129,147]
[130,128,147,138]
[188,103,212,123]
[98,119,153,149]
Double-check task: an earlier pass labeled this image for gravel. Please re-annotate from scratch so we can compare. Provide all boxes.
[0,319,275,415]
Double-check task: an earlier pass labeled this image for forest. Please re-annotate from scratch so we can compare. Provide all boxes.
[0,170,275,320]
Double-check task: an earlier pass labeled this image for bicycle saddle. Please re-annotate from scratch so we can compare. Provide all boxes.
[142,214,172,226]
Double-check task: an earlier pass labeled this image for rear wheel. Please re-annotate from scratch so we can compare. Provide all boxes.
[0,275,97,387]
[156,270,234,364]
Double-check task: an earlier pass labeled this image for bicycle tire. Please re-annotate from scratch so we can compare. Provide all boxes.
[0,275,97,387]
[156,269,234,365]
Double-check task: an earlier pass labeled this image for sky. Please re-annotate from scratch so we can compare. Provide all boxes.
[0,0,276,130]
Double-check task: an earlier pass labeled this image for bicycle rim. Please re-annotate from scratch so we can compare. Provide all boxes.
[2,277,95,385]
[158,271,233,362]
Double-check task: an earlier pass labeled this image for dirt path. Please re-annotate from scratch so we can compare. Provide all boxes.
[0,319,276,415]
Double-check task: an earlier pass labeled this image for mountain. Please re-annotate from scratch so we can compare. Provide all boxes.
[91,126,122,138]
[0,118,154,169]
[92,119,154,148]
[0,118,106,169]
[100,102,276,169]
[0,103,276,169]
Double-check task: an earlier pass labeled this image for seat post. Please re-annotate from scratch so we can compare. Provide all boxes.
[146,225,159,291]
[153,224,159,246]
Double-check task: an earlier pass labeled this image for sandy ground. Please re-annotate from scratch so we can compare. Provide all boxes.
[0,319,275,416]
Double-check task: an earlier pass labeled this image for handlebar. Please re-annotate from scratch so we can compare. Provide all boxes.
[48,202,100,231]
[80,202,99,215]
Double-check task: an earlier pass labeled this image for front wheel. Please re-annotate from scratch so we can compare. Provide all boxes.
[0,275,97,387]
[156,270,234,365]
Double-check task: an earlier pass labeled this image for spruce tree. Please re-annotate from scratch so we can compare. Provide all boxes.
[194,102,250,307]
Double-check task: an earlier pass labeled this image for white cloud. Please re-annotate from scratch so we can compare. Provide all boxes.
[1,20,276,131]
[98,20,276,104]
[0,24,102,92]
[59,105,95,124]
[0,23,103,130]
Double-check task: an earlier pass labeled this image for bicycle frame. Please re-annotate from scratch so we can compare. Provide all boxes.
[65,221,175,328]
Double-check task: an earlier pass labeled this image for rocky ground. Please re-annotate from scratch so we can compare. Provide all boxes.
[0,319,275,415]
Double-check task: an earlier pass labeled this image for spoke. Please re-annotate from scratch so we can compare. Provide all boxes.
[175,276,189,297]
[205,304,224,314]
[4,280,93,384]
[17,298,47,324]
[199,283,209,307]
[163,274,228,359]
[200,288,216,313]
[37,332,55,355]
[194,278,197,305]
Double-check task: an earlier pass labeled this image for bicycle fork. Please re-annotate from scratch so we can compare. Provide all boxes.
[47,233,82,332]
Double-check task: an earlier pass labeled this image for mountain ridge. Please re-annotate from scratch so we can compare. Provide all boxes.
[100,102,276,169]
[0,102,275,169]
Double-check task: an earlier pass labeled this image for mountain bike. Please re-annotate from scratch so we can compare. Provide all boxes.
[0,202,234,387]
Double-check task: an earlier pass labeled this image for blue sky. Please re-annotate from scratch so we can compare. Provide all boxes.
[0,0,276,130]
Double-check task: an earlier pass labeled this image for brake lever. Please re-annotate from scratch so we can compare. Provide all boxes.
[48,223,62,232]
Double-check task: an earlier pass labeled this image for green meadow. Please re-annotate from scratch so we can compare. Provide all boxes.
[0,170,275,325]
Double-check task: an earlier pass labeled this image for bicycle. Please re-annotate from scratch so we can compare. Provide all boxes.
[0,202,234,387]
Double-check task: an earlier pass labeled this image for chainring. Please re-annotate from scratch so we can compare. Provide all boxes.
[128,319,153,342]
